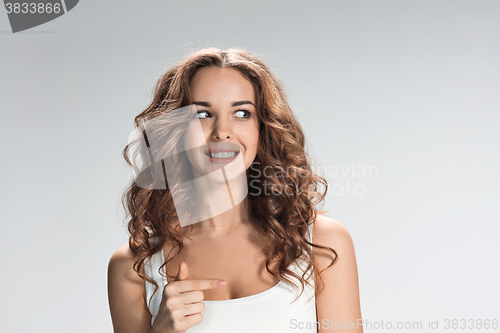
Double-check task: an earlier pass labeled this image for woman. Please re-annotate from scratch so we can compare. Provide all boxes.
[108,48,363,333]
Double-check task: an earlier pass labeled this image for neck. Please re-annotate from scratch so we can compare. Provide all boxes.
[181,163,250,236]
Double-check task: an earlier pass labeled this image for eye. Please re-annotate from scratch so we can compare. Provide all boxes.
[233,110,251,119]
[196,111,212,119]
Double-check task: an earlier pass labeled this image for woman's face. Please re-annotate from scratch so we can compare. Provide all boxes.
[184,66,260,181]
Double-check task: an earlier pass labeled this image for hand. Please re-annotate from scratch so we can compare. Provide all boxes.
[150,262,226,333]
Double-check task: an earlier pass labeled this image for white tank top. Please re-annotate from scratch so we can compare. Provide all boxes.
[144,223,317,332]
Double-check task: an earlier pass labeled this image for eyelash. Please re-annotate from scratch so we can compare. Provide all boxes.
[196,110,251,119]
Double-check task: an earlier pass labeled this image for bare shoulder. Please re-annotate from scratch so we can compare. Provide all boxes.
[312,214,363,331]
[108,243,152,333]
[312,214,357,272]
[108,243,137,277]
[108,242,146,296]
[313,214,354,248]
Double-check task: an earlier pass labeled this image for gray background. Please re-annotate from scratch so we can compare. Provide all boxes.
[1,1,499,332]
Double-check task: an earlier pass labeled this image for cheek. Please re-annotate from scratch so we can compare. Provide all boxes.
[245,128,260,155]
[248,119,260,146]
[184,121,208,150]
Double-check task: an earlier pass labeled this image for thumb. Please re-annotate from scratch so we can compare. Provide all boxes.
[174,261,189,281]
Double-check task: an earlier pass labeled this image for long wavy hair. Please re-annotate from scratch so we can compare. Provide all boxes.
[122,48,337,304]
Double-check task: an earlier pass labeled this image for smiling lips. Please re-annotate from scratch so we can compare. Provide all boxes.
[205,149,240,163]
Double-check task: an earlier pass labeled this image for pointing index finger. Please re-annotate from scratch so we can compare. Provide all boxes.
[178,279,226,293]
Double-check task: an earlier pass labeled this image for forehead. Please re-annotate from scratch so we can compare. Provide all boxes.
[190,67,256,103]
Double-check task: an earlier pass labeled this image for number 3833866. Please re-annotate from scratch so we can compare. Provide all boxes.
[5,2,62,14]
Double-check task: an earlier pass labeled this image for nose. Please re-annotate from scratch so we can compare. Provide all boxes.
[211,117,233,141]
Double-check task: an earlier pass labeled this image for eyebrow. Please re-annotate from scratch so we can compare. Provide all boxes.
[193,100,256,107]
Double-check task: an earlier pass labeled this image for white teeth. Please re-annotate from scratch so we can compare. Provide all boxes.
[208,152,237,159]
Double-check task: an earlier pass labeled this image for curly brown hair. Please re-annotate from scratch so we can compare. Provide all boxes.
[121,48,337,304]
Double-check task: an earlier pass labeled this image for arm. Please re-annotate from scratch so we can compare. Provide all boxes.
[108,243,153,333]
[313,215,363,332]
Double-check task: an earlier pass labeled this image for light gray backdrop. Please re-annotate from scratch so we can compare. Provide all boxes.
[1,1,498,332]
